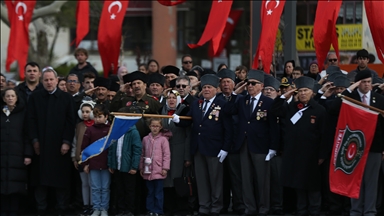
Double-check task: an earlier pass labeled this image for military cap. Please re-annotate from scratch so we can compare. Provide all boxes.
[327,72,346,83]
[201,74,219,88]
[217,69,235,81]
[124,71,147,84]
[280,77,293,87]
[247,70,264,83]
[333,76,350,88]
[264,76,280,91]
[94,77,111,90]
[186,71,198,78]
[148,73,166,87]
[326,66,341,75]
[294,76,315,90]
[109,80,120,92]
[162,65,180,77]
[355,70,372,82]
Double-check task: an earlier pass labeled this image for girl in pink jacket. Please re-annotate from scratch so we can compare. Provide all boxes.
[140,118,171,216]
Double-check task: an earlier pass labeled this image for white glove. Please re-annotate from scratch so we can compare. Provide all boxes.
[172,114,180,123]
[265,149,277,161]
[217,150,228,163]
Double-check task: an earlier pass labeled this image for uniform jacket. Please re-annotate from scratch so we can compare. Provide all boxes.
[1,99,32,195]
[81,122,111,170]
[270,97,327,190]
[178,96,232,157]
[27,88,75,187]
[108,125,142,172]
[225,93,279,153]
[140,131,171,181]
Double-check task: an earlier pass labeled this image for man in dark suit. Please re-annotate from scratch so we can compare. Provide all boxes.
[175,76,197,107]
[225,70,278,215]
[332,70,384,216]
[216,69,245,215]
[172,74,232,216]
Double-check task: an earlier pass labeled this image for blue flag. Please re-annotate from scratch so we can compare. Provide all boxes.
[80,116,141,163]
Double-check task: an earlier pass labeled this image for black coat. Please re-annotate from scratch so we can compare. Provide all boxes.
[270,97,327,190]
[27,89,76,187]
[1,99,32,195]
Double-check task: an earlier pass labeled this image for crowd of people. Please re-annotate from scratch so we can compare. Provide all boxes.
[1,47,384,216]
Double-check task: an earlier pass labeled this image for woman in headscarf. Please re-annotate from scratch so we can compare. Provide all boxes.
[160,90,192,215]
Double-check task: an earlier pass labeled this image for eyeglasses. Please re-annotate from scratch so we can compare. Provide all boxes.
[176,84,187,88]
[247,81,261,86]
[67,80,79,83]
[183,61,192,64]
[328,59,338,62]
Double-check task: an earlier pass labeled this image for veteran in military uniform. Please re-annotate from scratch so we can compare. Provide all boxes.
[110,71,162,138]
[270,76,327,216]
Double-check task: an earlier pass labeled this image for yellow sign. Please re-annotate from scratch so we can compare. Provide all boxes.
[296,24,362,51]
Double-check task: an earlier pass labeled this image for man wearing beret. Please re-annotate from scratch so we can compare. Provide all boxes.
[347,49,379,83]
[216,69,245,215]
[225,70,278,216]
[172,74,232,216]
[330,70,384,216]
[163,65,180,89]
[110,71,162,138]
[147,73,166,106]
[93,77,111,109]
[270,76,328,216]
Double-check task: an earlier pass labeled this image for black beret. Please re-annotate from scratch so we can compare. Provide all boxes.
[326,65,341,75]
[186,71,198,78]
[247,70,265,83]
[333,76,350,88]
[217,69,235,81]
[294,76,315,90]
[354,70,372,82]
[264,76,280,91]
[148,73,165,87]
[201,74,219,88]
[94,77,111,90]
[162,65,180,77]
[109,80,120,92]
[356,49,369,58]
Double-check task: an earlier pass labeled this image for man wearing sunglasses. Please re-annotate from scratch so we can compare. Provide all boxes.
[180,54,193,75]
[175,76,197,108]
[225,70,278,216]
[319,53,348,79]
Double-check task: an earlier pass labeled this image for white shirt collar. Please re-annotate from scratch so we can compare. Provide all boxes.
[357,89,371,104]
[250,92,262,101]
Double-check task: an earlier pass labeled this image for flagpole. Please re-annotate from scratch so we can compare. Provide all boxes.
[111,112,193,120]
[338,94,384,115]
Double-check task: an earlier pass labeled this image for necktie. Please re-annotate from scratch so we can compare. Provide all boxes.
[362,94,368,105]
[250,97,255,115]
[202,100,209,118]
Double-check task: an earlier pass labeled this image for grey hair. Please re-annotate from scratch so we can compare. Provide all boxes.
[42,66,58,78]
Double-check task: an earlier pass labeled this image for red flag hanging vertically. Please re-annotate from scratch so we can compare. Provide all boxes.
[5,0,36,81]
[364,1,384,63]
[75,0,89,47]
[252,0,285,74]
[313,0,341,71]
[188,0,233,54]
[98,0,129,77]
[329,99,378,199]
[157,0,186,6]
[208,9,243,57]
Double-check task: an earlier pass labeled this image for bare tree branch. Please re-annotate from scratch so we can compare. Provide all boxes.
[31,1,68,22]
[1,1,68,27]
[1,3,10,26]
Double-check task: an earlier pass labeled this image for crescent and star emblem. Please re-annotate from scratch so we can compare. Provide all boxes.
[15,2,27,21]
[265,0,280,16]
[108,1,122,20]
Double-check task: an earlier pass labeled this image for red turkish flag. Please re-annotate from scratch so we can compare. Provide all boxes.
[364,1,384,63]
[98,0,129,77]
[313,0,341,70]
[75,0,89,47]
[208,9,243,57]
[5,0,36,81]
[252,0,285,74]
[157,0,186,6]
[329,99,378,199]
[188,0,233,54]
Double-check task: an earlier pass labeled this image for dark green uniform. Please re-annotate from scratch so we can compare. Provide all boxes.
[110,92,162,138]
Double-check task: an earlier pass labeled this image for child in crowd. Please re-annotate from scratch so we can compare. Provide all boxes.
[81,104,112,216]
[140,118,171,216]
[71,98,96,215]
[108,123,142,216]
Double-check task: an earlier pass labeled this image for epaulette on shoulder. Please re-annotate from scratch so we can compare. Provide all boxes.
[148,94,159,101]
